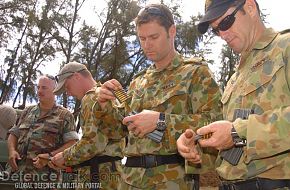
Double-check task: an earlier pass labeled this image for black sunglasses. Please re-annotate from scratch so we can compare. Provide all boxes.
[54,69,86,82]
[212,0,246,35]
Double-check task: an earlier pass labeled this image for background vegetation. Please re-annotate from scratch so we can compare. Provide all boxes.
[0,0,242,112]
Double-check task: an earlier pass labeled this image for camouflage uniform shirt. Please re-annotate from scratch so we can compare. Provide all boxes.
[96,54,222,188]
[63,87,124,189]
[219,28,290,180]
[8,104,78,180]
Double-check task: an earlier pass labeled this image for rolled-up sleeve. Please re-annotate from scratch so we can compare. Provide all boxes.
[8,125,20,138]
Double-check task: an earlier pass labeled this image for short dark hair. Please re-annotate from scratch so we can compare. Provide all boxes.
[134,4,174,32]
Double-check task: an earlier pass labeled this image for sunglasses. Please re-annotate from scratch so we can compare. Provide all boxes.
[54,69,86,82]
[211,0,246,35]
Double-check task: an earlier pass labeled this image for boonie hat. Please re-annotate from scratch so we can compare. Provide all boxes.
[53,62,88,95]
[198,0,242,34]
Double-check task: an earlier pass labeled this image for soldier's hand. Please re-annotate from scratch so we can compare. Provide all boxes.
[177,129,201,163]
[8,150,21,171]
[48,161,66,171]
[97,79,123,109]
[32,153,49,169]
[50,152,65,167]
[123,110,159,138]
[197,120,234,150]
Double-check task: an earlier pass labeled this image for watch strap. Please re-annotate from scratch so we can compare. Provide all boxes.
[159,112,165,121]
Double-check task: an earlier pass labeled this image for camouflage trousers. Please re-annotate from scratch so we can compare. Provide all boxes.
[73,161,122,190]
[5,159,60,190]
[118,177,195,190]
[119,163,197,189]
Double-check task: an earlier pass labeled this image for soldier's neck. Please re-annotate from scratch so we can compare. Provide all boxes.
[154,50,177,70]
[39,101,55,116]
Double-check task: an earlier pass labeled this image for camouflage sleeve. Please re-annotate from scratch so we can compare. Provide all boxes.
[234,40,290,162]
[63,92,109,166]
[8,124,20,138]
[62,111,78,142]
[94,87,128,139]
[165,65,223,141]
[173,65,222,174]
[234,107,290,162]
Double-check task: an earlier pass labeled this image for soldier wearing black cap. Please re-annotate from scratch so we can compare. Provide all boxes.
[177,0,290,189]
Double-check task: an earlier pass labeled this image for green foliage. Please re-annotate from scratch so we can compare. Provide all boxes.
[218,44,240,91]
[0,0,214,110]
[175,16,203,56]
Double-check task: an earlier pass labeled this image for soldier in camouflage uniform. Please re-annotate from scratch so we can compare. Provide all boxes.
[95,4,222,190]
[7,75,78,186]
[177,0,290,189]
[51,62,123,190]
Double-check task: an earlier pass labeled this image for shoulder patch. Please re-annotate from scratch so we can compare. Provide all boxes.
[280,29,290,35]
[133,68,147,79]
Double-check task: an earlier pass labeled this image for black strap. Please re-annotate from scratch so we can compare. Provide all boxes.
[76,155,121,190]
[192,174,200,190]
[125,154,184,168]
[219,178,290,190]
[90,161,99,190]
[77,155,121,167]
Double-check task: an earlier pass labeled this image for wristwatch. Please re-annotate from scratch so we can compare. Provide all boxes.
[156,113,166,131]
[231,127,246,147]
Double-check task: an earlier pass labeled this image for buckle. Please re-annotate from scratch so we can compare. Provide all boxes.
[142,155,157,168]
[220,182,237,190]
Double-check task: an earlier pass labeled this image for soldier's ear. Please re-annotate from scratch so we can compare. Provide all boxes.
[245,0,258,18]
[168,25,176,38]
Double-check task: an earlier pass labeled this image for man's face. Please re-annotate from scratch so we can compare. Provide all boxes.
[210,3,253,53]
[137,20,175,62]
[37,78,55,103]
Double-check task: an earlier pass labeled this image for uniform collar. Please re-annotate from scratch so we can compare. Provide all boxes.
[253,28,278,50]
[84,84,98,95]
[148,53,182,74]
[34,103,58,119]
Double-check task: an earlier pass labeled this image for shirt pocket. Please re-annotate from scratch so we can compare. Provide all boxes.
[240,56,284,97]
[129,88,145,112]
[18,124,30,144]
[150,83,189,151]
[143,82,189,112]
[39,123,61,149]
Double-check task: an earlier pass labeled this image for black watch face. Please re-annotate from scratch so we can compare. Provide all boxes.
[156,121,166,131]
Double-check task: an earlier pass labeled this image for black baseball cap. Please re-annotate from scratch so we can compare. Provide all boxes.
[198,0,243,34]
